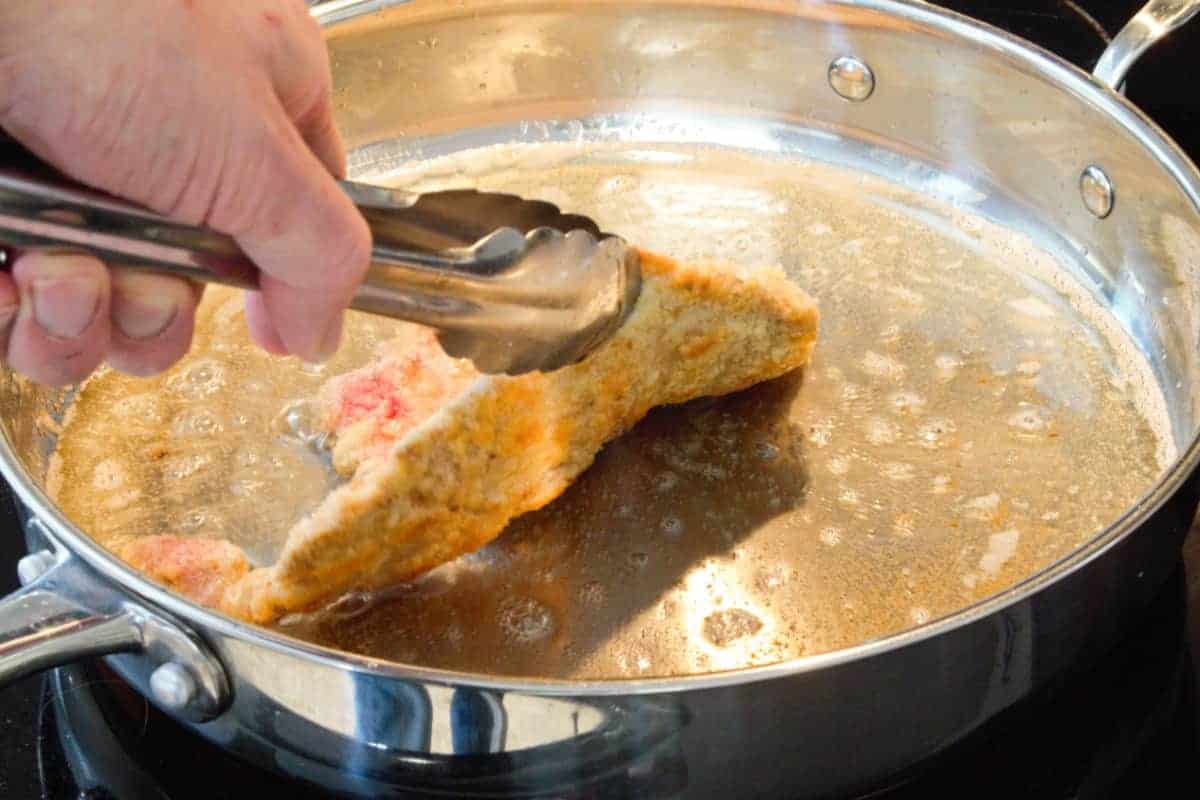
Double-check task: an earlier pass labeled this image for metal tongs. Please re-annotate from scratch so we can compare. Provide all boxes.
[0,134,641,375]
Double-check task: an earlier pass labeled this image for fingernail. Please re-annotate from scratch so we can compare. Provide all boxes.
[115,292,179,340]
[32,274,102,338]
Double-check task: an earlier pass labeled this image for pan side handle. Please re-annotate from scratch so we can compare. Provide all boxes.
[0,520,230,722]
[1093,0,1200,91]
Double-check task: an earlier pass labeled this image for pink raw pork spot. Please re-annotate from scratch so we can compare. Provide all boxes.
[315,326,479,474]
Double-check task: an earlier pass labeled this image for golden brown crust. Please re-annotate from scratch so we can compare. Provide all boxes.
[224,251,817,623]
[117,536,251,608]
[132,251,819,624]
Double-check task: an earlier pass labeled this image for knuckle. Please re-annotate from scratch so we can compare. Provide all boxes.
[286,0,325,39]
[202,125,283,237]
[251,0,313,55]
[154,106,236,226]
[7,67,149,198]
[279,52,334,123]
[55,79,129,181]
[158,144,216,226]
[13,250,105,285]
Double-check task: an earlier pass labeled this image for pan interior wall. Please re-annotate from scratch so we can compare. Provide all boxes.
[43,135,1173,679]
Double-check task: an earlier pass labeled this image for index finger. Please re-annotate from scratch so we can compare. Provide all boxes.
[211,105,370,362]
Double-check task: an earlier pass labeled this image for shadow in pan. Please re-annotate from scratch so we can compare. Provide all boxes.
[281,368,813,680]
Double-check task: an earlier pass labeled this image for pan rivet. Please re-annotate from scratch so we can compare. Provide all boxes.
[828,56,875,102]
[16,551,56,585]
[1080,165,1114,218]
[150,663,198,711]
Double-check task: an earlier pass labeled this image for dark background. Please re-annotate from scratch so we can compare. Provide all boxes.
[0,495,38,798]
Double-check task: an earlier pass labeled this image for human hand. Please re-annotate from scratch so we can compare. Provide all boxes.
[0,0,371,385]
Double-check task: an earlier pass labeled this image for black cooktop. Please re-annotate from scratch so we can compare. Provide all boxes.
[2,2,1200,798]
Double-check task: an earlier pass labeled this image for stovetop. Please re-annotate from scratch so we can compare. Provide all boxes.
[2,2,1200,798]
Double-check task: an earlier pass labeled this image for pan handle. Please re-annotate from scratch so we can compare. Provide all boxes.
[0,520,230,722]
[1093,0,1200,91]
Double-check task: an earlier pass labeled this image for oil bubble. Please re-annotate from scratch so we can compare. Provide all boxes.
[92,459,127,490]
[167,359,225,399]
[1008,405,1048,433]
[917,418,956,448]
[888,391,926,415]
[578,581,607,605]
[654,471,680,493]
[499,598,556,643]
[171,408,223,437]
[864,416,900,445]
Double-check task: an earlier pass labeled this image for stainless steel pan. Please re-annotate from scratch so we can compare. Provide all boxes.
[2,1,1200,797]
